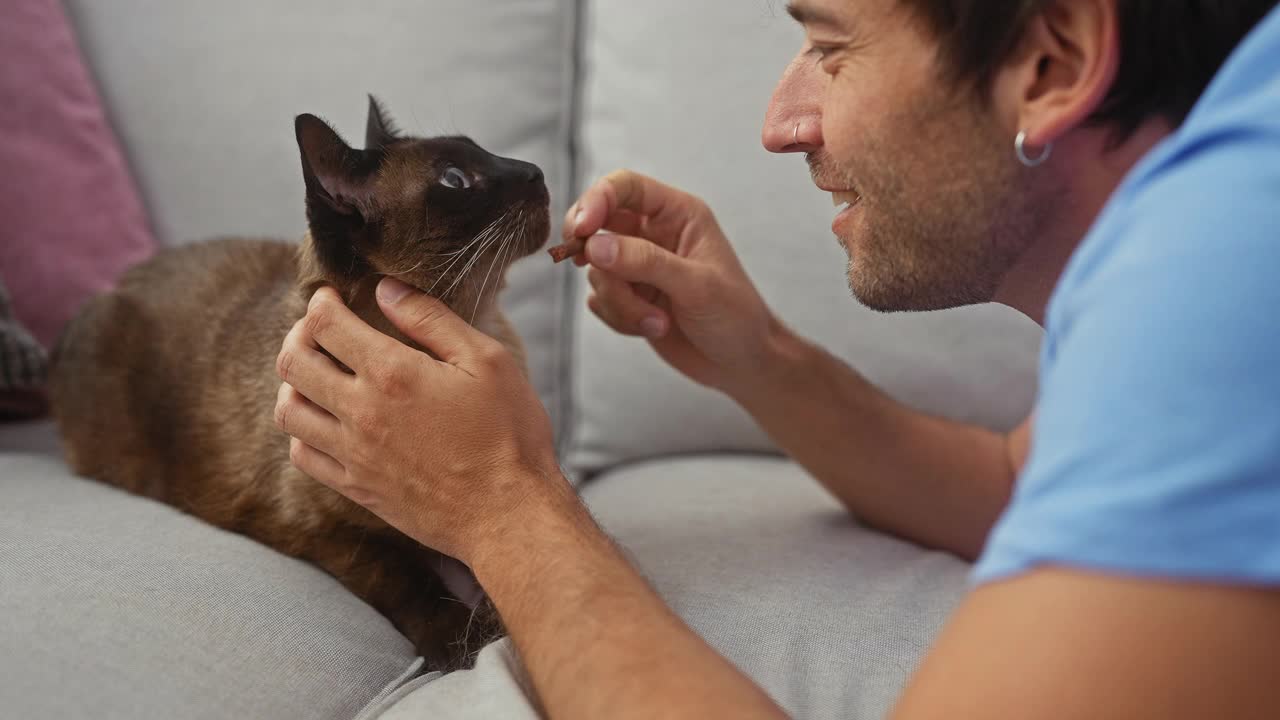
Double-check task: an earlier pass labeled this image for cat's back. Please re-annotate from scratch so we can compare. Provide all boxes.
[119,237,299,319]
[51,237,303,498]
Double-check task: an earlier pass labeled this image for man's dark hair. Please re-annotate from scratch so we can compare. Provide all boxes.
[900,0,1278,140]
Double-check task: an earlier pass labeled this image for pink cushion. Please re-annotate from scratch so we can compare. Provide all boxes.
[0,0,156,350]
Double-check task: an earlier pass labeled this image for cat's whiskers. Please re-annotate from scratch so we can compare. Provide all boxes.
[480,215,529,321]
[426,213,508,295]
[470,227,516,325]
[385,246,467,278]
[390,215,505,281]
[440,227,503,297]
[438,214,513,299]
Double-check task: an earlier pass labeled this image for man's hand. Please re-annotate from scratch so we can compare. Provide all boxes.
[273,280,559,564]
[572,169,1020,559]
[569,169,790,395]
[276,279,787,720]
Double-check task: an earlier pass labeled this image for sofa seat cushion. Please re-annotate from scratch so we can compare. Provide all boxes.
[0,454,421,720]
[370,455,971,720]
[0,419,61,457]
[582,455,969,719]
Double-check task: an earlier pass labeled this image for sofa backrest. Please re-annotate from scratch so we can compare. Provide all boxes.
[564,2,1042,474]
[65,0,580,434]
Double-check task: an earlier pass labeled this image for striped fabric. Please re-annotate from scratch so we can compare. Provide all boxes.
[0,280,47,416]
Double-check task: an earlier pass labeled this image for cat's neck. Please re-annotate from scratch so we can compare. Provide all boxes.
[294,233,506,353]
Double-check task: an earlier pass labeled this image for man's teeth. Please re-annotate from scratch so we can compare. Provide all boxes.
[831,191,861,207]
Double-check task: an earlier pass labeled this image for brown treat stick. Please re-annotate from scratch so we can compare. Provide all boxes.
[548,236,587,263]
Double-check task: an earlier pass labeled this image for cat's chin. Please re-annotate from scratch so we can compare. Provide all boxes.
[513,203,552,257]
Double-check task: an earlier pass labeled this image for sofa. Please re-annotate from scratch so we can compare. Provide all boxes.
[0,2,1044,718]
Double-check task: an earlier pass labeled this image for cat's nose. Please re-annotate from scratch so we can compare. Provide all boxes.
[494,157,545,187]
[510,159,543,185]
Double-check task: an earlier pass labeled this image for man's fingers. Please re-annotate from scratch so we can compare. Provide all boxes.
[275,383,343,458]
[562,202,645,242]
[305,288,399,373]
[587,267,669,339]
[288,436,347,488]
[566,170,692,251]
[276,319,354,413]
[583,232,700,297]
[376,277,494,366]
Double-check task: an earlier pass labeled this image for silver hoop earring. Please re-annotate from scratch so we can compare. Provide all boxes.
[1015,130,1052,167]
[793,123,801,146]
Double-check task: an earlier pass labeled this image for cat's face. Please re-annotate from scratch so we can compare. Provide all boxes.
[294,97,549,311]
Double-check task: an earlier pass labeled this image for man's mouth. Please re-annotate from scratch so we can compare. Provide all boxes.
[831,190,861,211]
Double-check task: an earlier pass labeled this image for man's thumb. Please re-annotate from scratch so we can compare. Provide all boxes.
[376,277,475,363]
[586,233,694,295]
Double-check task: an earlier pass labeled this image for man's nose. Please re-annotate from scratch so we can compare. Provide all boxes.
[763,51,824,154]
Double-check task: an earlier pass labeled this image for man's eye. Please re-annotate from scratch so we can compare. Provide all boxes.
[439,167,472,190]
[809,44,836,61]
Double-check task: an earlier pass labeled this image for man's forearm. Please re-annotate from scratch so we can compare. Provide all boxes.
[729,328,1018,560]
[471,476,787,720]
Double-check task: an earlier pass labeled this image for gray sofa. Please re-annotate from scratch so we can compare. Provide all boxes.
[0,2,1043,718]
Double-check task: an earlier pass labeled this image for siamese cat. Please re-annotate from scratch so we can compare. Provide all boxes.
[49,96,550,670]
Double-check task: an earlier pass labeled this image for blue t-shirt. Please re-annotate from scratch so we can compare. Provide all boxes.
[973,7,1280,586]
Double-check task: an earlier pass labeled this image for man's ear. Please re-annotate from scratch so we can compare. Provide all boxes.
[295,113,382,218]
[366,95,401,149]
[996,0,1120,149]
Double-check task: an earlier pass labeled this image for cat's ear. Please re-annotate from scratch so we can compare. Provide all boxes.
[295,113,381,218]
[365,94,401,149]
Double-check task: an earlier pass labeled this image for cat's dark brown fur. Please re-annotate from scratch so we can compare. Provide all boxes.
[48,97,549,670]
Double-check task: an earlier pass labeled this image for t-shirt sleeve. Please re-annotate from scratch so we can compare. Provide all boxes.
[973,110,1280,585]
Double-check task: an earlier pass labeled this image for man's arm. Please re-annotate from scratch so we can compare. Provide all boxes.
[571,170,1028,560]
[731,327,1029,560]
[472,477,788,720]
[891,569,1280,719]
[276,286,788,720]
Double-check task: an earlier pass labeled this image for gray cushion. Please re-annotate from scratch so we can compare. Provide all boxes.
[372,456,970,720]
[0,419,61,457]
[565,1,1043,474]
[362,638,538,720]
[0,454,422,720]
[64,0,578,438]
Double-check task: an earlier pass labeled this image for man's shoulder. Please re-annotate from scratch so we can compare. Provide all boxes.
[1049,12,1280,340]
[972,6,1280,589]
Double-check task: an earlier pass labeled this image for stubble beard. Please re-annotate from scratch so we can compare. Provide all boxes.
[812,99,1052,313]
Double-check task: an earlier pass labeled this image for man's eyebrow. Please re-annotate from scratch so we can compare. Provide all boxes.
[786,1,841,28]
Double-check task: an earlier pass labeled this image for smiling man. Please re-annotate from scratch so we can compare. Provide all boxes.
[274,1,1280,718]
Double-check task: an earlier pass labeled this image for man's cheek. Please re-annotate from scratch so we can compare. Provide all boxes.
[820,89,860,157]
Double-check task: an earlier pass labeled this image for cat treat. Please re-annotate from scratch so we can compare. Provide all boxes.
[548,237,586,263]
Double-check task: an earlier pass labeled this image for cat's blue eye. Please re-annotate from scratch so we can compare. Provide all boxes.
[439,167,472,190]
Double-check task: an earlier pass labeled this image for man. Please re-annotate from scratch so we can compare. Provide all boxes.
[273,0,1280,717]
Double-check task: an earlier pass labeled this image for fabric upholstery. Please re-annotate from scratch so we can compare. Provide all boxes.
[374,456,971,720]
[62,0,579,438]
[581,456,970,719]
[0,419,61,457]
[565,1,1043,474]
[363,639,538,720]
[0,0,156,350]
[0,454,422,720]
